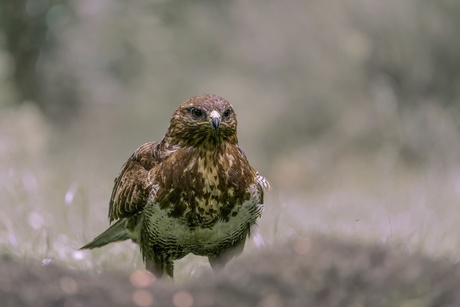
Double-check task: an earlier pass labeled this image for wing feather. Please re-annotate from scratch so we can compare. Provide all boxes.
[108,142,159,222]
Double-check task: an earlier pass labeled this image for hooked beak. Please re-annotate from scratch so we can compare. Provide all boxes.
[209,110,221,136]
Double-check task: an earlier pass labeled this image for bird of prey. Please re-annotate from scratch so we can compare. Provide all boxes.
[80,94,270,278]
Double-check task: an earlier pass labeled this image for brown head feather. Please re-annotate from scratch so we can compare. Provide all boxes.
[162,94,238,149]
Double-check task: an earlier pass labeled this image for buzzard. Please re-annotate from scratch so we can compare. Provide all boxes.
[81,94,270,278]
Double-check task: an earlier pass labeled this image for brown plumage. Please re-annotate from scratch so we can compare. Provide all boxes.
[80,94,270,278]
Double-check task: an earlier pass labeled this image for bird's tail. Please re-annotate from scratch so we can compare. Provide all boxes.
[80,219,130,250]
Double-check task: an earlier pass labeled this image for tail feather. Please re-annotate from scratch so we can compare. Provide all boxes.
[80,219,130,250]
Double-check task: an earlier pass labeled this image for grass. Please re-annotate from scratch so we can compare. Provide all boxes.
[1,103,460,283]
[269,166,460,259]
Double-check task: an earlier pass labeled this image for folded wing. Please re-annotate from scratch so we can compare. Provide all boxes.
[108,142,159,222]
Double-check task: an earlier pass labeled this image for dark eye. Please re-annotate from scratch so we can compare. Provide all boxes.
[222,108,232,119]
[190,108,204,119]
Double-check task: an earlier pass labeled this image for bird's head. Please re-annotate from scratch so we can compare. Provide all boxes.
[165,94,238,147]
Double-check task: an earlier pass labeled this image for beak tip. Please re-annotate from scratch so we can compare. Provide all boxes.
[211,117,220,135]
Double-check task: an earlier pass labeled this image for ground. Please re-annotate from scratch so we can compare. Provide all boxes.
[2,235,460,307]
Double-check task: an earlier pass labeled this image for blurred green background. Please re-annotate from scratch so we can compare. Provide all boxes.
[1,0,459,279]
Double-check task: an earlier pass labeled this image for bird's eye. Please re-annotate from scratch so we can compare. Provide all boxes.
[190,108,204,119]
[222,108,232,119]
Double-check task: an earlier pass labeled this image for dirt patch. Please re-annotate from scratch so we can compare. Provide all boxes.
[2,236,460,306]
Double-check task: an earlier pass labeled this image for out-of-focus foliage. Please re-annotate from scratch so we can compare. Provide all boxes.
[0,0,79,119]
[1,0,459,169]
[1,0,460,276]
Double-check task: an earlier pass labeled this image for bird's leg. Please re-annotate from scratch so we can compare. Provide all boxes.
[208,255,229,271]
[164,261,174,279]
[208,241,245,272]
[146,259,163,278]
[146,259,174,279]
